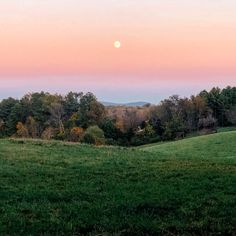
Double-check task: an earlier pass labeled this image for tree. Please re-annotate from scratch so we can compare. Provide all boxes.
[144,123,156,137]
[29,92,49,126]
[226,106,236,125]
[123,109,141,131]
[149,96,186,140]
[64,92,82,118]
[149,107,164,136]
[0,86,234,145]
[6,103,25,136]
[0,97,19,121]
[0,98,19,136]
[69,127,84,142]
[16,122,29,138]
[191,95,212,130]
[0,119,4,137]
[100,118,121,143]
[41,127,56,140]
[65,113,79,129]
[82,125,105,145]
[198,115,217,130]
[49,102,65,134]
[131,122,159,146]
[200,87,226,126]
[25,116,38,138]
[163,116,185,140]
[78,93,106,128]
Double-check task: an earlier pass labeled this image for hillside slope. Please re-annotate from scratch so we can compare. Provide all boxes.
[0,132,235,235]
[141,131,236,161]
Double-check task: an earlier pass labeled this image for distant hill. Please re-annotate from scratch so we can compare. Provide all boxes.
[102,101,149,107]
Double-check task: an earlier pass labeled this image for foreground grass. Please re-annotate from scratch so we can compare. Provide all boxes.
[0,132,236,235]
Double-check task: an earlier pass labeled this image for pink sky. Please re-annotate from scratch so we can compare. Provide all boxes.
[0,1,235,102]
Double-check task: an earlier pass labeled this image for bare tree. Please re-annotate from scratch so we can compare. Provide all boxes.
[49,102,65,133]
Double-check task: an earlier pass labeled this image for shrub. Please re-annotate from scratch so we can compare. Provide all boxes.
[82,125,105,145]
[55,131,66,140]
[16,122,29,138]
[82,133,96,144]
[131,135,160,146]
[41,127,56,140]
[69,127,84,142]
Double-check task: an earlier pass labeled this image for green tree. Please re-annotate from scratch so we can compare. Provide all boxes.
[163,116,185,140]
[6,103,25,136]
[78,93,106,128]
[64,92,82,118]
[100,118,120,140]
[0,98,19,136]
[0,97,19,121]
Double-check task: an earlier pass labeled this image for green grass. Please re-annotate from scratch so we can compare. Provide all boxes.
[0,132,236,235]
[217,126,236,133]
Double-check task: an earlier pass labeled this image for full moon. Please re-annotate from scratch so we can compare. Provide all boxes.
[114,41,121,48]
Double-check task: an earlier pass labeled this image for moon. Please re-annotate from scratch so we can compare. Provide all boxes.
[114,41,121,49]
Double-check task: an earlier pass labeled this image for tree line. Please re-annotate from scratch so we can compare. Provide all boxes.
[0,86,235,146]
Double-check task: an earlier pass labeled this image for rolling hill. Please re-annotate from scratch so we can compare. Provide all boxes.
[0,132,235,235]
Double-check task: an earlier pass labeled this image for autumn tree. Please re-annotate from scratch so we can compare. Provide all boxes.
[49,102,65,134]
[69,127,84,142]
[25,116,38,138]
[16,122,29,138]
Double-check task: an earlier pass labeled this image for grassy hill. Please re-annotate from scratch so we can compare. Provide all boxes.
[140,131,236,160]
[0,132,235,235]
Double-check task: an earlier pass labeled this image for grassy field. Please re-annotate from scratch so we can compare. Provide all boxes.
[0,132,236,235]
[217,126,236,133]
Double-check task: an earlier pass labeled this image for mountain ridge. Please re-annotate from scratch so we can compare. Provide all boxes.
[101,101,150,107]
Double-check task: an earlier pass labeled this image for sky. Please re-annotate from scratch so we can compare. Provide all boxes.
[0,0,236,103]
